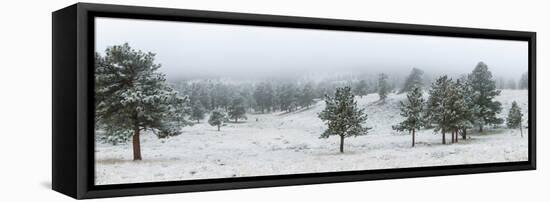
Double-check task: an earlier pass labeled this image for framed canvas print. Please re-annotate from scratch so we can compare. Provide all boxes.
[52,3,536,199]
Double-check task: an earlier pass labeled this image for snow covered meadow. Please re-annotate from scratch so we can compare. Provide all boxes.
[93,18,530,186]
[95,89,528,185]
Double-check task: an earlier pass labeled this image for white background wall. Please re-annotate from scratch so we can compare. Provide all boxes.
[0,0,547,201]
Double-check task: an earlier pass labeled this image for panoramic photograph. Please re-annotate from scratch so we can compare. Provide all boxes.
[94,17,529,185]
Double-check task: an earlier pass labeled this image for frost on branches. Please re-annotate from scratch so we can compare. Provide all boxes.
[399,68,424,94]
[95,43,192,160]
[393,85,424,147]
[467,62,503,132]
[507,101,524,137]
[208,109,228,131]
[318,86,371,153]
[377,73,390,101]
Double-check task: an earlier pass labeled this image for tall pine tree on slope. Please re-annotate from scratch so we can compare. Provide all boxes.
[299,82,316,109]
[399,68,424,94]
[507,101,524,137]
[378,73,390,101]
[467,62,503,132]
[446,79,472,143]
[253,82,274,113]
[393,85,424,147]
[455,78,477,140]
[277,83,300,112]
[228,96,247,122]
[425,76,453,144]
[319,86,370,153]
[95,43,191,160]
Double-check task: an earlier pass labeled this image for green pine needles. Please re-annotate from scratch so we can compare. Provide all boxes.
[319,86,371,153]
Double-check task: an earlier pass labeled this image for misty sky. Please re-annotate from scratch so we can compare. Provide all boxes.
[95,17,528,81]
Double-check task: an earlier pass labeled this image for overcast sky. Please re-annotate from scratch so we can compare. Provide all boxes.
[95,17,528,81]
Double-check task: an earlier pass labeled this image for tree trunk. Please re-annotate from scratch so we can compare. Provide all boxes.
[217,125,220,131]
[197,119,199,123]
[340,135,345,153]
[412,130,415,147]
[451,130,455,143]
[453,130,457,143]
[132,127,142,161]
[442,129,446,144]
[479,125,483,132]
[235,118,238,123]
[520,123,523,138]
[462,129,467,140]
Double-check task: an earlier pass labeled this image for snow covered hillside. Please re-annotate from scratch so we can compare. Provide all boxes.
[95,90,528,185]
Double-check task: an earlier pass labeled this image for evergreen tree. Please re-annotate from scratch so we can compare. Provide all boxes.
[446,79,472,143]
[228,96,247,122]
[318,86,370,153]
[378,73,390,101]
[425,76,453,144]
[299,82,315,109]
[393,86,424,147]
[519,72,528,89]
[198,83,212,110]
[95,43,191,160]
[506,101,524,137]
[353,80,369,98]
[208,109,227,131]
[253,82,274,113]
[211,83,233,110]
[190,101,206,123]
[456,77,477,140]
[277,83,299,112]
[399,68,424,94]
[467,62,503,132]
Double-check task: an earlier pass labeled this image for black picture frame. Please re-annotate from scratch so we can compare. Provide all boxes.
[52,3,536,199]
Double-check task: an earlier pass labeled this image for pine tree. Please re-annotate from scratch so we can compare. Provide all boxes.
[228,96,247,122]
[198,83,212,110]
[446,79,472,143]
[506,101,524,137]
[519,72,528,89]
[399,68,424,94]
[378,73,390,101]
[253,82,274,113]
[210,83,233,111]
[319,86,370,153]
[95,43,191,160]
[467,62,503,132]
[277,83,299,112]
[353,80,369,98]
[393,85,424,147]
[425,76,453,144]
[208,109,227,131]
[299,82,315,109]
[455,77,477,140]
[190,101,206,123]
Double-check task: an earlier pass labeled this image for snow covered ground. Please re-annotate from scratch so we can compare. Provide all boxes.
[95,90,529,185]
